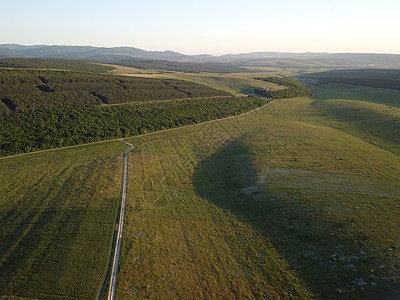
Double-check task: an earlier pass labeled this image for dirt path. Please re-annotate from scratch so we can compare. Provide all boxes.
[107,140,134,300]
[96,140,134,300]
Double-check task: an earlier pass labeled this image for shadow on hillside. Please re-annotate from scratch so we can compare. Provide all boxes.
[316,100,400,150]
[192,140,399,299]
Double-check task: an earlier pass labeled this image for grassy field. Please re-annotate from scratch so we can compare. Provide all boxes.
[110,64,289,95]
[310,83,400,156]
[310,83,400,107]
[161,73,288,95]
[103,64,162,76]
[0,142,128,299]
[117,86,400,298]
[1,71,399,299]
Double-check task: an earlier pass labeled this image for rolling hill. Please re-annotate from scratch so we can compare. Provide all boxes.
[1,44,399,69]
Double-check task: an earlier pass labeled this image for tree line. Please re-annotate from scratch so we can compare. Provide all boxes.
[0,96,267,156]
[0,58,115,73]
[253,77,314,99]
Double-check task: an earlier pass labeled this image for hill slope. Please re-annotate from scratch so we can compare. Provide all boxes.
[1,44,400,68]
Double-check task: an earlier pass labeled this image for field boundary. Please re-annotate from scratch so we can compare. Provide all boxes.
[0,100,276,160]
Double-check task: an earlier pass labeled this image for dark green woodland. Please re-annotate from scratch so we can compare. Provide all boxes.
[0,68,266,156]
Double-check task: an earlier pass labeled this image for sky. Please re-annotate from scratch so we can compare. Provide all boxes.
[2,0,400,55]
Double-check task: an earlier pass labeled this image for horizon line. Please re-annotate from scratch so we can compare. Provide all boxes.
[1,43,400,57]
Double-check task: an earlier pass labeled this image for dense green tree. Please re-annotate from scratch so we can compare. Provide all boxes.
[0,69,230,112]
[254,77,314,99]
[0,96,267,156]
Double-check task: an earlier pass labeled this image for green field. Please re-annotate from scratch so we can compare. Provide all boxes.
[117,71,289,95]
[303,68,400,91]
[102,60,246,74]
[164,72,289,95]
[116,85,400,298]
[310,82,400,107]
[0,142,127,299]
[1,66,399,299]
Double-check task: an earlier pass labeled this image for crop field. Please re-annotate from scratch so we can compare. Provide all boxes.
[0,141,127,299]
[117,86,400,299]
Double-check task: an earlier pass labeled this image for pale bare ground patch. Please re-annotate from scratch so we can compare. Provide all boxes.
[95,63,161,76]
[119,73,164,78]
[259,166,400,197]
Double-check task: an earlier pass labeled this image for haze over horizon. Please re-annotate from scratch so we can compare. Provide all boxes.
[2,0,400,56]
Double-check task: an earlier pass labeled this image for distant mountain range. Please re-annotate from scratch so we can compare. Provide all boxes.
[1,44,399,68]
[0,44,187,61]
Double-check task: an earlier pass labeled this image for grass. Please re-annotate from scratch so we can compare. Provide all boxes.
[169,73,288,95]
[0,141,128,299]
[1,76,399,299]
[100,64,162,75]
[310,83,400,107]
[103,63,289,96]
[308,83,400,155]
[117,87,400,298]
[118,108,314,299]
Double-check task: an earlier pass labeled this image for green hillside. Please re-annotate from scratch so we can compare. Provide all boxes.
[303,68,400,91]
[118,88,400,299]
[0,58,115,73]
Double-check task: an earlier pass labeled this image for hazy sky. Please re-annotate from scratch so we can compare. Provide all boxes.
[2,0,400,55]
